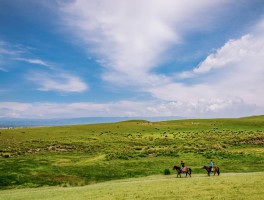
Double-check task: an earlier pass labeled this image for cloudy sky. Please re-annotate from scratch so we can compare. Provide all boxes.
[0,0,264,119]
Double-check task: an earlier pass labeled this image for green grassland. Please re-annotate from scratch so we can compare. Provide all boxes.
[1,173,264,200]
[0,115,263,190]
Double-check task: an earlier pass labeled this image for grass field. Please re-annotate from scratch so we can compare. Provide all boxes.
[0,115,263,190]
[0,172,263,200]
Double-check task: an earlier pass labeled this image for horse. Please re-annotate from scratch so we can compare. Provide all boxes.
[173,166,192,178]
[203,166,220,176]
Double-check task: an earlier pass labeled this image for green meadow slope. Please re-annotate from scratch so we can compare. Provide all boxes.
[0,115,263,189]
[1,172,264,200]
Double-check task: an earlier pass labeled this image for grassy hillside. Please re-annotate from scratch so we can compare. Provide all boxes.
[0,115,263,189]
[1,172,264,200]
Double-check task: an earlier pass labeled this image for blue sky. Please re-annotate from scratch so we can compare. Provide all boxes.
[0,0,264,119]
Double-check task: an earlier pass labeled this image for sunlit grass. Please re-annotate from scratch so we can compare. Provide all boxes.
[0,172,263,200]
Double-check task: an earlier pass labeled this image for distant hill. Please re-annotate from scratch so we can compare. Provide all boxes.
[0,116,183,128]
[1,115,263,128]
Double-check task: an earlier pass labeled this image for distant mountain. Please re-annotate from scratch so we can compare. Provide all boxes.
[0,116,183,128]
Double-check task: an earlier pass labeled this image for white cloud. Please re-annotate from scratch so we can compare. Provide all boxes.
[0,102,32,118]
[0,41,19,56]
[27,71,88,93]
[193,34,263,74]
[0,41,55,71]
[148,18,264,116]
[0,41,19,71]
[15,58,54,68]
[0,99,261,119]
[0,40,88,93]
[0,101,153,119]
[14,56,88,93]
[60,0,226,84]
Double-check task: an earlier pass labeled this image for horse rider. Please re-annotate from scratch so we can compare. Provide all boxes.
[180,161,185,172]
[209,160,214,171]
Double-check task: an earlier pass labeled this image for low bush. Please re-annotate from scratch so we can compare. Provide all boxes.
[163,169,170,175]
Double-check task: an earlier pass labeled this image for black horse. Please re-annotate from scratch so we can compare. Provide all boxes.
[173,166,192,178]
[203,166,220,176]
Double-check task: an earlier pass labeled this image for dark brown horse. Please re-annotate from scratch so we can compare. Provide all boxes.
[173,166,192,178]
[203,166,220,176]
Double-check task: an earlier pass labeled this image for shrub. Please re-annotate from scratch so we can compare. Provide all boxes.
[164,169,170,175]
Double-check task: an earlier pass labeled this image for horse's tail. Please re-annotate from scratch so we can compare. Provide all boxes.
[189,168,192,175]
[218,167,220,175]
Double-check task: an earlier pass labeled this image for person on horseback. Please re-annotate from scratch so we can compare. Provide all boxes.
[180,161,185,172]
[209,160,214,171]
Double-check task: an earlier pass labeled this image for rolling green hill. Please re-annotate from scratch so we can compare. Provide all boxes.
[0,115,263,189]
